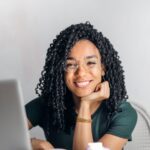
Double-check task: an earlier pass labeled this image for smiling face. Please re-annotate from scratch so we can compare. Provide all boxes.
[64,39,105,98]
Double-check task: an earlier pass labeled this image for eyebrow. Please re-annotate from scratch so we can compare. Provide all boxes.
[86,55,98,59]
[67,55,98,60]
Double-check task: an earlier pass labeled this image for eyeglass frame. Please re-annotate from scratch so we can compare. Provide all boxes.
[64,55,102,73]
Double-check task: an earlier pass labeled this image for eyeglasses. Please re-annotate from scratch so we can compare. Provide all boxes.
[64,57,100,73]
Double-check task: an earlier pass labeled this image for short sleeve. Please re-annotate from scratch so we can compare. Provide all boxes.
[25,97,46,127]
[106,101,137,141]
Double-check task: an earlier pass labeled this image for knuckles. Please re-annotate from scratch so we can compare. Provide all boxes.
[31,138,52,150]
[38,141,48,149]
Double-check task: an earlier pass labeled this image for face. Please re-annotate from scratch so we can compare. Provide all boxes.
[64,39,105,98]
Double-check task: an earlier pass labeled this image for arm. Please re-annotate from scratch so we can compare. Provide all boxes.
[73,81,109,150]
[99,134,127,150]
[73,101,93,150]
[27,118,54,150]
[28,119,33,130]
[73,101,127,150]
[26,98,54,149]
[73,111,127,150]
[99,102,137,150]
[73,81,127,150]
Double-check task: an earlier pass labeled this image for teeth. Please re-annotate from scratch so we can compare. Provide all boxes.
[75,81,90,87]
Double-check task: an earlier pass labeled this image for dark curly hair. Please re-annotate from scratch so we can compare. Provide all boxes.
[35,22,128,134]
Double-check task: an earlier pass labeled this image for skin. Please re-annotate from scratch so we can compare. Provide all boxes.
[65,40,127,150]
[28,39,127,150]
[64,39,105,113]
[28,120,54,150]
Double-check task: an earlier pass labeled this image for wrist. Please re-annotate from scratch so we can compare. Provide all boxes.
[78,101,91,119]
[76,117,92,123]
[80,100,91,109]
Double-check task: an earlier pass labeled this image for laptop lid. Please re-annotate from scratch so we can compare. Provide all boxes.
[0,79,32,150]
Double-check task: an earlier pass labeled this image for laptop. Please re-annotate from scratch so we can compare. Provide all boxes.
[0,79,32,150]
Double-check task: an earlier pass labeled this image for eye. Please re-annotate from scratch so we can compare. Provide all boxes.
[66,63,77,69]
[87,61,96,67]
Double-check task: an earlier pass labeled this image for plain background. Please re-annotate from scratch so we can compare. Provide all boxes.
[0,0,150,139]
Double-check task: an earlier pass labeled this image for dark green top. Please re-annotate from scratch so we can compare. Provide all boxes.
[25,97,137,150]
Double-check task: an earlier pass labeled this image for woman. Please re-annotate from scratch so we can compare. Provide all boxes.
[26,22,137,150]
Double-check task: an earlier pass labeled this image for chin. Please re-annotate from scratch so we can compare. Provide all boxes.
[73,90,93,98]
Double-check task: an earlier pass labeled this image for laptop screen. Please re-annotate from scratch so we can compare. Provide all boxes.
[0,79,32,150]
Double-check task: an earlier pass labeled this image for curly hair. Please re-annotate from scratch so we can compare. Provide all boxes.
[35,22,128,134]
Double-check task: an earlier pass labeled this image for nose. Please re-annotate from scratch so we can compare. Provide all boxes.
[75,64,88,77]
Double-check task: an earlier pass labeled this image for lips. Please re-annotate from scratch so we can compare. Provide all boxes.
[74,80,92,88]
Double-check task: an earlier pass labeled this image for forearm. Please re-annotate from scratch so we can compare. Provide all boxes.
[73,102,93,150]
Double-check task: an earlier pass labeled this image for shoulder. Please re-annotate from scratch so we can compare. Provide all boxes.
[25,96,47,127]
[119,101,137,124]
[117,101,137,118]
[26,96,46,107]
[112,101,137,127]
[106,101,137,140]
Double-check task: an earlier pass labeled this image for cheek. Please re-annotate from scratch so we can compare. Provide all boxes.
[64,74,73,89]
[92,68,102,79]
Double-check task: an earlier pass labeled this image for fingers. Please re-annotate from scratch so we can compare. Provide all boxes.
[99,81,110,99]
[94,82,101,92]
[81,81,110,102]
[31,138,54,150]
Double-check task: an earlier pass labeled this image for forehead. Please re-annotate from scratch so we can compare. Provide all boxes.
[68,39,101,59]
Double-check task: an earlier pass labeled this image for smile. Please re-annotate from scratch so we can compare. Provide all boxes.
[74,80,92,88]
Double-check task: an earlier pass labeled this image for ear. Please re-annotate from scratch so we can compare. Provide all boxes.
[101,64,105,76]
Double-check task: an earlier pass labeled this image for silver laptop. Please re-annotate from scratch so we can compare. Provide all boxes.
[0,79,32,150]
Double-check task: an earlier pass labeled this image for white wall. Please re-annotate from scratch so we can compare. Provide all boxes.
[0,0,150,138]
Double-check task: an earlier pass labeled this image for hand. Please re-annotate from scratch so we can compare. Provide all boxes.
[81,81,110,103]
[31,138,54,150]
